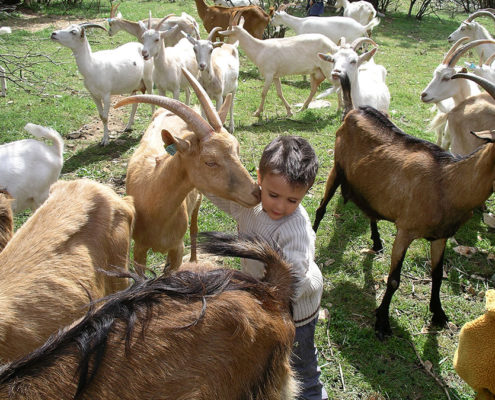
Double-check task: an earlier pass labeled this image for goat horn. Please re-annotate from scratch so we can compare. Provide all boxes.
[233,10,244,26]
[79,23,108,31]
[451,72,495,100]
[448,39,495,67]
[485,52,495,65]
[277,3,291,11]
[442,36,470,64]
[148,11,152,30]
[155,14,176,31]
[181,67,223,133]
[114,95,215,139]
[351,37,377,50]
[110,2,120,18]
[207,26,222,41]
[465,10,495,23]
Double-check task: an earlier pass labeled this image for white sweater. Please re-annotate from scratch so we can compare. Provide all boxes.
[206,195,323,327]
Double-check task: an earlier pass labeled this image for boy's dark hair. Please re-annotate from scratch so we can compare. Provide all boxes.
[259,136,318,188]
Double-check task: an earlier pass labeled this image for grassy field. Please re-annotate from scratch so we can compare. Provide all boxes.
[1,1,495,398]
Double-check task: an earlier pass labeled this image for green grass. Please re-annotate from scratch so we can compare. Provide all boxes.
[2,1,495,398]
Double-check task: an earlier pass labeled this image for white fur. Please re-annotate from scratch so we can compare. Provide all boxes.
[334,0,377,25]
[0,123,64,212]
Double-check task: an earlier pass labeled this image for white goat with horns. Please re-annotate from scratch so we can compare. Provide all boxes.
[334,0,380,26]
[183,27,239,133]
[51,23,153,146]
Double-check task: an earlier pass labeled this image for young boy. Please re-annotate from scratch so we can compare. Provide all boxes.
[205,135,328,400]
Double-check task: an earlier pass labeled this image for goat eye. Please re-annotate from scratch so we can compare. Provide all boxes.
[205,161,218,167]
[71,30,77,34]
[350,60,357,64]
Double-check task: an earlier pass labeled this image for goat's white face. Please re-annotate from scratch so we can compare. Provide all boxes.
[448,21,476,43]
[421,64,459,103]
[50,25,84,49]
[330,48,360,82]
[107,19,122,37]
[193,40,214,72]
[271,12,285,27]
[141,29,162,60]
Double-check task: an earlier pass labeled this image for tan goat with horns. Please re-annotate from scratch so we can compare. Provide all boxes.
[115,67,260,271]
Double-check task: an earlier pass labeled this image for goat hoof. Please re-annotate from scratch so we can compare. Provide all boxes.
[375,313,392,340]
[253,111,262,118]
[431,311,448,327]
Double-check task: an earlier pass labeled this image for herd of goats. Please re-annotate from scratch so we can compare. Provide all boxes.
[3,0,495,397]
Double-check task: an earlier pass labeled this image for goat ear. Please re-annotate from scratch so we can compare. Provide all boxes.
[138,20,147,32]
[218,94,233,126]
[80,27,86,38]
[318,52,333,63]
[470,129,495,142]
[161,129,190,153]
[485,289,495,314]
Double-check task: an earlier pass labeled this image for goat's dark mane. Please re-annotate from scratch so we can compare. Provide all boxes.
[0,266,273,399]
[357,106,484,163]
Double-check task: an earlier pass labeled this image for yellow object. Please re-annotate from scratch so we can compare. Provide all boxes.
[454,290,495,399]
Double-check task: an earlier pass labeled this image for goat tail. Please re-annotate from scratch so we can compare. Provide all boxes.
[24,123,64,158]
[365,16,381,30]
[198,232,296,307]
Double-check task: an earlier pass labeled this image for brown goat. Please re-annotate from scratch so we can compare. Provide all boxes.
[193,0,273,40]
[313,72,495,340]
[0,190,13,252]
[115,68,260,271]
[0,233,298,400]
[0,179,135,362]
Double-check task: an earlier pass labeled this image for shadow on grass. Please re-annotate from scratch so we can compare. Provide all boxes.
[62,131,140,174]
[325,279,464,399]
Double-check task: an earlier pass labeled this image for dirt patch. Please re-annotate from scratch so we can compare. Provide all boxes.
[6,10,100,32]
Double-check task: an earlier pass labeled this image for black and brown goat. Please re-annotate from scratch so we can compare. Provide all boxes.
[0,190,13,252]
[193,0,273,40]
[313,72,495,340]
[0,233,298,399]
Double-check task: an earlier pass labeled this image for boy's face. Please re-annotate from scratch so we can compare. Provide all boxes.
[257,171,308,220]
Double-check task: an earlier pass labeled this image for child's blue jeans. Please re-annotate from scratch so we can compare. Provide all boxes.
[292,317,328,400]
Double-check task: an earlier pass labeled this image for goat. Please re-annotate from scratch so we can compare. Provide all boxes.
[0,190,13,253]
[420,37,483,149]
[0,233,298,400]
[219,14,337,117]
[448,9,495,63]
[107,4,200,46]
[140,17,199,104]
[425,39,495,156]
[114,68,260,270]
[463,50,495,82]
[183,27,239,133]
[0,178,135,362]
[312,71,495,340]
[0,123,63,213]
[318,37,390,113]
[334,0,379,26]
[193,0,272,40]
[214,0,260,6]
[271,5,380,44]
[51,23,153,146]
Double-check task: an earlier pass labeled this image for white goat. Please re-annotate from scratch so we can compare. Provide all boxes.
[220,14,338,117]
[334,0,378,26]
[421,37,483,149]
[270,6,380,44]
[140,20,199,104]
[448,10,495,63]
[318,37,390,113]
[107,5,200,46]
[213,0,260,6]
[51,23,153,146]
[183,27,239,133]
[0,123,63,213]
[464,51,495,82]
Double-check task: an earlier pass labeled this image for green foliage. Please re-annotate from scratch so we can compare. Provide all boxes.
[1,2,494,399]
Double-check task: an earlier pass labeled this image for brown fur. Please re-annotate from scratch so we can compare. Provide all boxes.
[0,190,13,252]
[0,179,135,362]
[0,234,298,400]
[314,105,495,339]
[127,109,259,270]
[194,0,272,40]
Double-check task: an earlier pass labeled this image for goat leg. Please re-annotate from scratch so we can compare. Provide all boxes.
[274,77,292,117]
[429,238,449,327]
[370,220,383,252]
[375,230,413,340]
[313,166,340,232]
